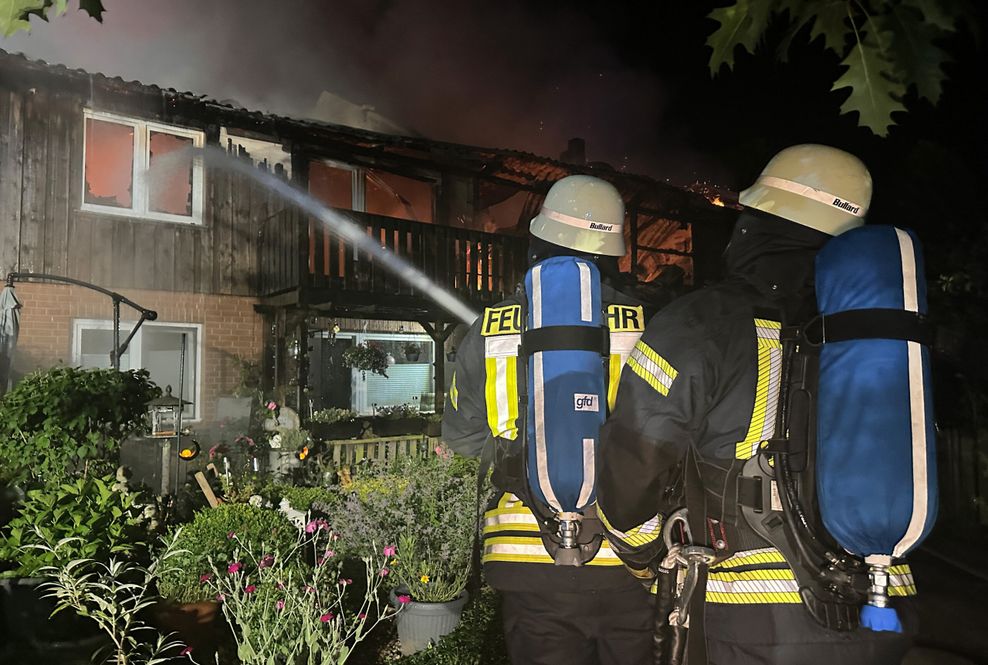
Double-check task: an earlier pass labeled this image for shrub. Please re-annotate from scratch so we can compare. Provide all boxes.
[0,473,150,578]
[342,344,390,378]
[311,408,359,424]
[157,504,298,604]
[374,404,420,419]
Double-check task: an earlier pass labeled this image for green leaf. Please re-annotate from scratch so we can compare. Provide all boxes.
[831,33,907,135]
[0,0,45,36]
[808,0,851,53]
[885,4,949,104]
[902,0,956,31]
[706,0,773,74]
[776,1,818,63]
[77,0,103,21]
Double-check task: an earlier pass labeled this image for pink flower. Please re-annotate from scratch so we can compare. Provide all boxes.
[397,594,411,604]
[181,646,193,656]
[259,555,274,569]
[305,585,316,594]
[358,612,367,619]
[383,545,397,557]
[245,584,257,594]
[320,612,334,623]
[276,599,285,611]
[227,531,236,540]
[267,401,278,410]
[227,562,242,574]
[199,573,212,583]
[216,593,225,602]
[319,550,335,565]
[276,581,285,590]
[338,578,352,587]
[305,520,318,534]
[378,568,390,577]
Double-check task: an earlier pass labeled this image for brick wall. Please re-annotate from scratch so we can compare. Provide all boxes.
[9,283,264,423]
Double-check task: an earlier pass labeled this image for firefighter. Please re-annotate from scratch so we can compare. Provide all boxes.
[443,175,655,665]
[596,145,918,665]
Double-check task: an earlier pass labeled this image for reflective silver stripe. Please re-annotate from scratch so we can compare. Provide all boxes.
[494,357,510,434]
[485,334,520,358]
[484,541,622,559]
[578,261,593,322]
[609,331,639,363]
[706,579,800,594]
[629,345,676,392]
[577,438,595,508]
[532,264,543,328]
[541,208,622,233]
[893,228,928,558]
[532,351,560,511]
[757,176,866,217]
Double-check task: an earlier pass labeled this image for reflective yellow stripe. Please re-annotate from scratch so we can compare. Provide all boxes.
[707,547,801,603]
[484,355,519,440]
[714,547,788,568]
[449,373,459,411]
[599,506,663,550]
[736,318,783,459]
[627,340,678,397]
[607,352,623,411]
[889,563,917,596]
[482,536,624,566]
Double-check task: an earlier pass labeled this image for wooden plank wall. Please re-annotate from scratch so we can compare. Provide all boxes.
[0,85,292,296]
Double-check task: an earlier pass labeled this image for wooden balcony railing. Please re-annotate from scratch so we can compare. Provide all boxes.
[259,207,528,308]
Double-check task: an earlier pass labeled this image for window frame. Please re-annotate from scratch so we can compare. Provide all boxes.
[71,318,204,422]
[81,109,205,225]
[312,158,437,221]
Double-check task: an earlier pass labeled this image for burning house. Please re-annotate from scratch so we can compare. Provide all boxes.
[0,49,734,424]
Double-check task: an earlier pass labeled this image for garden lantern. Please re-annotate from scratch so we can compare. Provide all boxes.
[148,385,190,438]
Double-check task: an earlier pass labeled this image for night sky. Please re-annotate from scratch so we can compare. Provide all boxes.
[2,1,986,221]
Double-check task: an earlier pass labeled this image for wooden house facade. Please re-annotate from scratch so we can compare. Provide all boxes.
[0,49,734,423]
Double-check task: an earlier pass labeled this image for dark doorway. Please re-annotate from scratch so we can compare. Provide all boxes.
[308,334,354,411]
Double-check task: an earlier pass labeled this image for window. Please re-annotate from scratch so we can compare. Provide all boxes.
[73,320,202,420]
[83,110,205,224]
[313,332,435,415]
[308,160,435,223]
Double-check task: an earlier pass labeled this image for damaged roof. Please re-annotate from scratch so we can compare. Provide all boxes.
[0,48,729,220]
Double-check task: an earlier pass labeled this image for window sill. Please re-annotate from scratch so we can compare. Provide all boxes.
[78,207,205,229]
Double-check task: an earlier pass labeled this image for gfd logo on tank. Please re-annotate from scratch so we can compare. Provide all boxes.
[574,394,599,412]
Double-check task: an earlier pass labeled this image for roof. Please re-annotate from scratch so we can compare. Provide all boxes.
[0,49,730,221]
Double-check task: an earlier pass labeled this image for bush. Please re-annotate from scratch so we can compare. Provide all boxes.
[0,366,160,486]
[342,344,390,378]
[157,504,298,604]
[0,473,150,578]
[374,404,420,419]
[311,408,359,424]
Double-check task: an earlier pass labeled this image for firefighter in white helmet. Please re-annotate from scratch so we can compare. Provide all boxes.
[444,175,659,664]
[597,144,917,664]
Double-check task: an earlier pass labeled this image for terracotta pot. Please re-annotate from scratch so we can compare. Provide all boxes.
[153,599,220,656]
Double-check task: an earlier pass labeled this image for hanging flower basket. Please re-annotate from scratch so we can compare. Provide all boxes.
[341,343,390,378]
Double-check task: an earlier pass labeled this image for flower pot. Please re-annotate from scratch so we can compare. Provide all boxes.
[424,421,442,437]
[153,599,220,657]
[405,351,421,362]
[390,588,469,655]
[311,420,364,441]
[0,577,105,655]
[373,417,424,437]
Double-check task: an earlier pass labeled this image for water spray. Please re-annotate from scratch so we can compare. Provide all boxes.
[160,146,480,326]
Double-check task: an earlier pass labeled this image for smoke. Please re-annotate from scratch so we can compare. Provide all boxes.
[0,0,716,181]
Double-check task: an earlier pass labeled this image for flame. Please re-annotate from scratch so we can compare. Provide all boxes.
[710,195,725,207]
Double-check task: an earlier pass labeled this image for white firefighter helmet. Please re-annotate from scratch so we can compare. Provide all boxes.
[739,144,872,236]
[530,175,626,256]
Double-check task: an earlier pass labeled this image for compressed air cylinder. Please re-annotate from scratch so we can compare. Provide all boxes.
[815,225,938,632]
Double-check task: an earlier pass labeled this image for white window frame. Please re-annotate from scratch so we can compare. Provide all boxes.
[323,332,434,415]
[72,319,204,422]
[81,109,205,225]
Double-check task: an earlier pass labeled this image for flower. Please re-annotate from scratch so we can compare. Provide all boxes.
[199,573,212,583]
[305,585,316,594]
[227,531,236,540]
[378,567,389,577]
[276,581,285,590]
[320,612,334,623]
[420,574,430,584]
[245,584,257,594]
[319,550,335,565]
[216,593,225,602]
[181,646,193,656]
[338,578,352,587]
[227,562,242,574]
[267,401,278,410]
[259,554,275,569]
[397,594,411,604]
[276,599,285,611]
[383,545,397,557]
[358,612,367,619]
[305,520,318,534]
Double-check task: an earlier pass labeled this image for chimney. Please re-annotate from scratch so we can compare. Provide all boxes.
[560,138,586,165]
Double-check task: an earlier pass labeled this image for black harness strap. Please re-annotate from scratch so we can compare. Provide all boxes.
[806,308,933,346]
[521,324,610,356]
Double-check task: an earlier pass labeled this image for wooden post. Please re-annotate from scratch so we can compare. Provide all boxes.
[419,321,457,413]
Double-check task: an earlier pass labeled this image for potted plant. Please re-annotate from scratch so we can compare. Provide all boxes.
[423,412,443,437]
[154,503,298,655]
[403,341,422,362]
[0,473,151,656]
[341,343,390,379]
[310,407,364,441]
[371,404,424,436]
[325,451,478,654]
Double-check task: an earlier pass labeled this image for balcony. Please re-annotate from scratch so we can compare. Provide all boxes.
[258,208,528,321]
